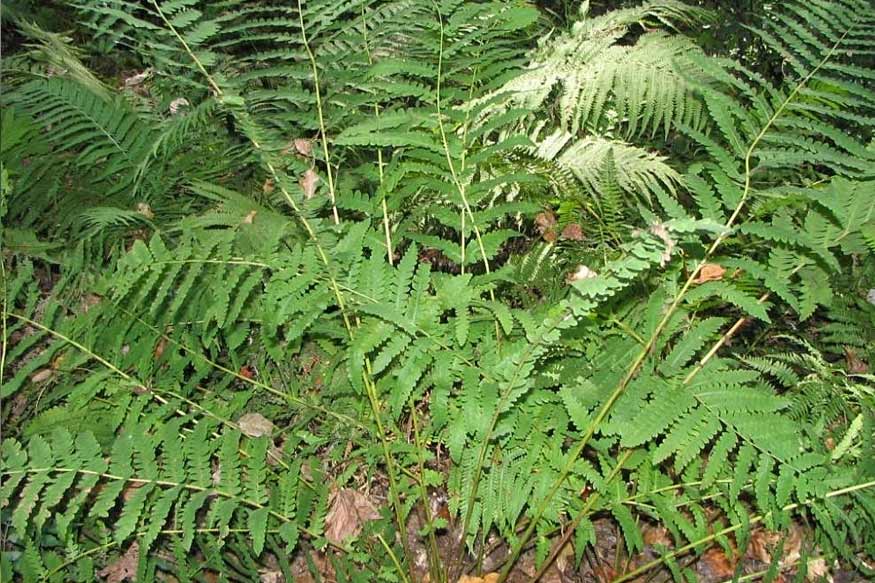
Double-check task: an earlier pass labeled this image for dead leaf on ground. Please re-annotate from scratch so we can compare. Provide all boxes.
[643,525,671,547]
[698,547,735,580]
[300,169,319,199]
[693,263,726,284]
[153,337,167,360]
[124,70,150,87]
[844,347,868,373]
[325,488,380,544]
[561,223,585,241]
[567,264,598,283]
[98,542,139,583]
[136,202,155,220]
[242,210,257,224]
[259,569,283,583]
[293,138,313,157]
[30,368,53,383]
[237,413,274,437]
[80,293,103,313]
[263,178,275,194]
[648,223,675,267]
[457,574,499,583]
[169,97,190,115]
[747,526,802,568]
[806,558,832,582]
[535,211,558,242]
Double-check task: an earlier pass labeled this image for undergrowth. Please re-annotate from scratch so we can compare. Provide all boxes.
[1,0,874,581]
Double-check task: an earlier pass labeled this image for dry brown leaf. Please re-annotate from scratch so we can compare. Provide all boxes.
[98,542,139,583]
[747,526,802,568]
[693,263,726,284]
[457,574,499,583]
[169,97,190,115]
[237,413,274,437]
[136,202,155,220]
[844,347,868,373]
[300,169,319,199]
[561,223,585,241]
[699,547,735,580]
[643,525,671,547]
[154,337,167,360]
[294,138,313,157]
[535,211,558,242]
[263,178,276,194]
[30,368,53,383]
[259,570,284,583]
[648,223,675,267]
[242,210,258,224]
[80,293,103,314]
[554,539,575,574]
[325,488,380,544]
[124,70,150,87]
[567,264,598,283]
[806,558,831,582]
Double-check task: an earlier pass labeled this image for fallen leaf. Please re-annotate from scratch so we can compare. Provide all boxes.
[643,525,671,547]
[80,293,103,314]
[699,547,735,580]
[561,223,585,241]
[169,97,190,115]
[693,263,726,284]
[239,365,256,379]
[648,223,675,267]
[535,211,558,242]
[806,558,831,582]
[747,526,802,568]
[300,169,319,199]
[124,70,150,87]
[554,539,575,573]
[263,178,275,194]
[567,264,598,283]
[30,369,53,383]
[259,569,283,583]
[237,413,274,437]
[294,138,313,157]
[98,542,139,583]
[844,347,868,373]
[593,564,616,582]
[325,488,380,544]
[457,574,499,583]
[242,210,257,225]
[153,337,167,360]
[136,202,155,220]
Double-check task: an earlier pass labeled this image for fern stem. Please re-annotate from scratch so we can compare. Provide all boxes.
[295,0,340,225]
[411,406,447,583]
[611,479,875,583]
[527,450,633,583]
[377,534,412,583]
[360,5,394,265]
[431,1,499,303]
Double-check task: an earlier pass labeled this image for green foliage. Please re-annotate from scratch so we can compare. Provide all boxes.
[2,0,875,581]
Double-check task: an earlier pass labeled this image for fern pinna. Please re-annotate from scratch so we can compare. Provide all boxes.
[2,0,875,581]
